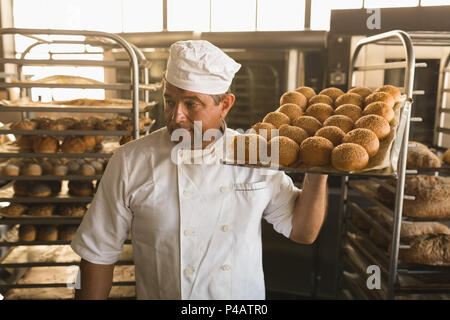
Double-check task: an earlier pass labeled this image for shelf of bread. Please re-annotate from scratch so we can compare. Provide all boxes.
[223,85,410,177]
[405,142,450,176]
[0,97,157,113]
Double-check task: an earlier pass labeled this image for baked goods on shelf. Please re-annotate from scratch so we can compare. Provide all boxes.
[277,103,303,121]
[58,225,78,241]
[19,225,36,241]
[399,234,450,266]
[2,164,20,176]
[28,204,56,217]
[308,94,333,107]
[68,181,95,197]
[323,115,354,133]
[279,124,309,146]
[342,128,379,157]
[294,86,316,101]
[280,91,307,110]
[354,114,390,140]
[10,119,37,131]
[443,149,450,165]
[21,163,42,176]
[375,84,401,102]
[36,225,58,241]
[269,136,299,167]
[335,93,363,108]
[319,87,344,103]
[292,116,322,136]
[61,136,86,153]
[407,143,441,169]
[347,86,373,99]
[334,104,362,123]
[305,103,334,123]
[263,112,290,128]
[315,126,345,147]
[331,143,369,172]
[0,203,28,216]
[58,204,87,217]
[299,136,334,166]
[32,136,59,153]
[120,136,134,146]
[251,122,277,141]
[364,91,395,109]
[363,101,395,123]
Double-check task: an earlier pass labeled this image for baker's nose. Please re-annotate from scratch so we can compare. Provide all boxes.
[172,103,187,123]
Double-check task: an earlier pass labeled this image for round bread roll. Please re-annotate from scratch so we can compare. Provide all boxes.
[39,119,66,131]
[263,112,290,129]
[19,225,36,242]
[334,104,362,123]
[89,160,103,174]
[103,119,118,131]
[279,124,309,146]
[82,136,97,151]
[66,160,81,174]
[363,101,395,123]
[308,94,333,107]
[364,91,395,109]
[375,85,401,102]
[295,86,316,101]
[232,134,268,164]
[56,117,79,129]
[17,135,36,151]
[74,119,95,130]
[306,103,334,123]
[2,164,20,176]
[29,183,52,198]
[292,116,322,136]
[348,86,373,99]
[80,164,96,176]
[28,204,55,217]
[22,163,42,176]
[323,115,354,133]
[269,136,300,167]
[355,114,390,140]
[335,93,363,108]
[37,225,58,241]
[278,103,303,121]
[119,136,134,145]
[331,143,369,172]
[59,225,78,241]
[299,136,334,166]
[60,204,86,217]
[443,149,450,165]
[251,122,277,141]
[319,87,345,102]
[68,181,95,197]
[11,119,37,130]
[315,126,345,147]
[61,136,86,153]
[280,91,307,110]
[32,136,59,153]
[53,164,68,176]
[343,128,380,157]
[1,203,28,216]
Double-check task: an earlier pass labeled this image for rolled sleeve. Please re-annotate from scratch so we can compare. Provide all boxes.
[263,172,301,238]
[71,147,132,265]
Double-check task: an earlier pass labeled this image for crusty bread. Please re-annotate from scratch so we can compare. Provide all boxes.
[263,112,290,128]
[306,103,334,123]
[319,87,344,102]
[407,144,441,169]
[355,114,390,140]
[280,91,307,110]
[348,86,373,99]
[342,128,379,157]
[334,104,362,122]
[299,136,334,166]
[279,124,309,146]
[335,93,363,108]
[375,85,401,102]
[323,115,354,133]
[315,126,345,147]
[292,116,322,136]
[308,94,333,107]
[269,136,300,167]
[399,234,450,266]
[294,86,316,101]
[363,101,395,123]
[331,143,369,172]
[365,91,395,109]
[278,103,303,121]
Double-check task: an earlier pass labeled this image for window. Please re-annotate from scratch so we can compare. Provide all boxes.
[257,0,305,31]
[168,0,210,31]
[310,0,363,30]
[211,0,257,31]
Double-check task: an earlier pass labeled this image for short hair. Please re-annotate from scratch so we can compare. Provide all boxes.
[210,88,232,105]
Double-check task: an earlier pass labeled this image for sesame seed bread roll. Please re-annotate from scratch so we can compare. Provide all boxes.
[315,126,346,147]
[263,112,290,128]
[232,134,268,164]
[278,103,303,122]
[292,116,322,136]
[269,136,300,167]
[363,101,395,123]
[365,91,395,109]
[343,128,380,157]
[375,85,401,102]
[306,103,334,123]
[355,114,390,140]
[323,115,354,133]
[299,136,334,166]
[280,91,307,110]
[331,143,369,172]
[319,87,345,102]
[279,124,309,146]
[308,94,333,107]
[251,122,277,141]
[294,86,316,101]
[335,93,363,108]
[334,104,362,123]
[348,86,373,99]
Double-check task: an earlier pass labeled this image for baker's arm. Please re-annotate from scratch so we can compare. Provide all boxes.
[75,259,114,300]
[289,173,328,244]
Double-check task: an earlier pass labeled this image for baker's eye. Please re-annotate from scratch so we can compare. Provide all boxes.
[165,100,175,108]
[186,102,199,109]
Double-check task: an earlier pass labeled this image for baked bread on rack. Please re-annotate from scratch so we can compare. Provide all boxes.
[407,142,441,169]
[399,234,450,266]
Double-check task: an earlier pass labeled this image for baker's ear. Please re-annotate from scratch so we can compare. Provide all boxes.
[220,94,235,118]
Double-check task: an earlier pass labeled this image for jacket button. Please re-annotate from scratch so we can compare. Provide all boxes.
[220,186,229,193]
[221,265,231,271]
[184,266,194,276]
[221,225,231,232]
[183,190,193,197]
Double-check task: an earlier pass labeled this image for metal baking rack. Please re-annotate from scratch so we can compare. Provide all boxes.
[0,28,158,298]
[337,31,450,300]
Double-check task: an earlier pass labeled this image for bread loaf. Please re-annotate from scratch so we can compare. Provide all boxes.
[399,234,450,266]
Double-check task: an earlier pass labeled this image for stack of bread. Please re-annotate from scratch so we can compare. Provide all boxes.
[234,84,402,171]
[18,224,78,241]
[0,203,87,218]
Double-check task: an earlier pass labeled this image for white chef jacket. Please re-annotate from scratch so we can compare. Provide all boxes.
[71,124,301,300]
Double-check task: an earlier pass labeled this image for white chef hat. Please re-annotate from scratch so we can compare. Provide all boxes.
[165,40,241,95]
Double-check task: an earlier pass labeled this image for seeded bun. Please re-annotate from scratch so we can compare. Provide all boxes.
[294,86,316,101]
[355,114,390,140]
[252,122,277,141]
[443,149,450,165]
[280,91,307,110]
[335,93,363,108]
[315,126,346,147]
[22,163,42,176]
[334,104,362,122]
[343,128,380,157]
[323,115,354,133]
[37,225,58,241]
[363,101,395,123]
[2,164,20,176]
[28,204,55,217]
[269,136,300,167]
[299,136,334,166]
[309,94,333,107]
[278,103,303,121]
[263,112,290,129]
[331,143,369,172]
[375,85,401,102]
[365,91,395,109]
[61,136,86,153]
[306,103,334,123]
[348,86,373,99]
[279,124,309,146]
[292,116,322,136]
[319,87,345,102]
[232,134,268,164]
[19,225,36,242]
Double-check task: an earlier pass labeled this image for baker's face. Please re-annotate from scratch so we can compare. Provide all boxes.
[163,81,234,141]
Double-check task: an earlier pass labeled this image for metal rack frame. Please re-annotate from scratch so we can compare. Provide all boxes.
[0,28,159,297]
[337,30,450,300]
